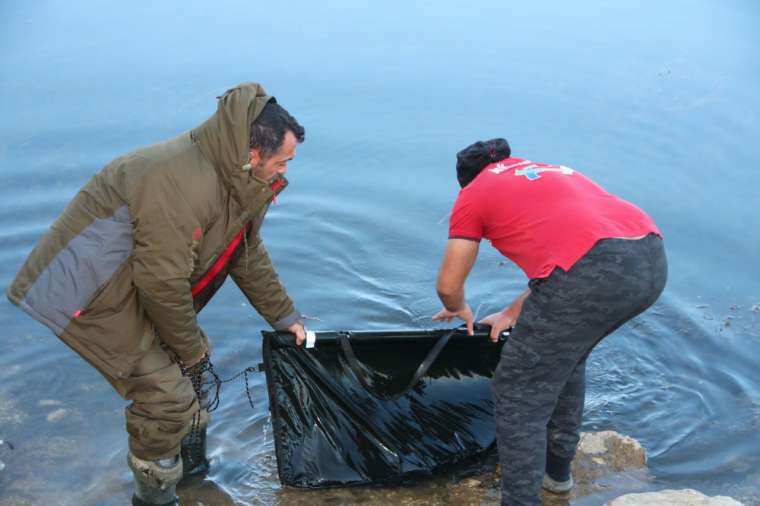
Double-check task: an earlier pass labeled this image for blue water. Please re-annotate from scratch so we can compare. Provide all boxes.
[1,1,759,504]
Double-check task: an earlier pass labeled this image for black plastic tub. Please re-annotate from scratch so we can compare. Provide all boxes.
[261,325,507,488]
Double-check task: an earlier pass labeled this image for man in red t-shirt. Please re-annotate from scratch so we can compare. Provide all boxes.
[433,138,667,506]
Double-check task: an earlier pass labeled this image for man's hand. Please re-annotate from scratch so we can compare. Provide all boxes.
[480,288,531,342]
[432,303,475,335]
[479,307,519,342]
[288,321,306,346]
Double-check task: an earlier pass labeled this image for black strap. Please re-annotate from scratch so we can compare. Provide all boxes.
[338,329,456,401]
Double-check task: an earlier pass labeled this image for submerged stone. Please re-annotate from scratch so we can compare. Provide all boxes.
[38,400,63,407]
[46,409,67,423]
[0,394,26,426]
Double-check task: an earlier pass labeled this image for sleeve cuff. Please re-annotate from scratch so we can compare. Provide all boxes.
[272,309,301,331]
[448,235,481,242]
[175,335,206,365]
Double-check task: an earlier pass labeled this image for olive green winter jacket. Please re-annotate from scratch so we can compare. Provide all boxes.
[6,82,299,379]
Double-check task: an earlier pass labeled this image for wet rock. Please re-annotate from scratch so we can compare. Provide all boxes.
[448,431,650,503]
[0,438,11,472]
[38,436,78,459]
[46,408,67,423]
[0,394,26,426]
[178,478,239,505]
[0,496,34,506]
[16,435,78,463]
[447,431,743,505]
[572,431,647,484]
[38,399,63,407]
[605,488,746,505]
[462,478,481,488]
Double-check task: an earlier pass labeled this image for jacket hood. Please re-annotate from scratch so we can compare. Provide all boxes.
[191,82,278,211]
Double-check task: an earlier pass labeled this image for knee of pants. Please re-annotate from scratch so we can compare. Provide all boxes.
[127,414,192,460]
[126,371,198,415]
[125,378,199,456]
[492,336,542,393]
[491,339,569,419]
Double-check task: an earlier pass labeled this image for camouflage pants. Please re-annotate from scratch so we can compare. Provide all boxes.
[100,331,207,461]
[492,234,667,506]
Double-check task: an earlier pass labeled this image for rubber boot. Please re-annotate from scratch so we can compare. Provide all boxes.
[128,452,182,506]
[542,472,574,493]
[543,449,574,493]
[180,408,210,477]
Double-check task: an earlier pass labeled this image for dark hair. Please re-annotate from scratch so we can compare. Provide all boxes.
[455,138,511,188]
[249,100,305,158]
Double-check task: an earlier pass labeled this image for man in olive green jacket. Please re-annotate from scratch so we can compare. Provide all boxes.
[6,82,306,505]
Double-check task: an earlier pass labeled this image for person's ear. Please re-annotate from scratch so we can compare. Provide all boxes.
[249,148,261,167]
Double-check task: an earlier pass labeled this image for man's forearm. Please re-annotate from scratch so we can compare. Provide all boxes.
[438,286,466,312]
[504,287,531,313]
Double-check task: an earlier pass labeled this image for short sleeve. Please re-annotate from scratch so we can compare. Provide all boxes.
[448,190,484,241]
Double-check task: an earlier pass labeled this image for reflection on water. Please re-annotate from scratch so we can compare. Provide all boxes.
[1,0,759,504]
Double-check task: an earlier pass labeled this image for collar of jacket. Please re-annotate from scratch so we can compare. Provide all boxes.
[190,82,283,216]
[238,171,290,221]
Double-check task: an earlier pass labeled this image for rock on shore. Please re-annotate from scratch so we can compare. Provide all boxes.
[606,489,746,506]
[448,430,747,506]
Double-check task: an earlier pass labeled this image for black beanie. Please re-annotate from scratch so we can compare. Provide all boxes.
[456,138,511,188]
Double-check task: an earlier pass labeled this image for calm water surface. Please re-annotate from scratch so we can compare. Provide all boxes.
[1,1,759,504]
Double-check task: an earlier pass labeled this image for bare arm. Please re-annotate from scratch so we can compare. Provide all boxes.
[508,287,531,314]
[433,239,479,335]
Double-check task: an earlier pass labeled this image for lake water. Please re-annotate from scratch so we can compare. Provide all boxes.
[1,1,759,504]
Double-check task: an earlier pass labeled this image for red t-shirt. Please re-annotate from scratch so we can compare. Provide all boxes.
[448,157,661,279]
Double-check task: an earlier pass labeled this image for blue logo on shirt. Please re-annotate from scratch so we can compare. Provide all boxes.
[514,165,574,180]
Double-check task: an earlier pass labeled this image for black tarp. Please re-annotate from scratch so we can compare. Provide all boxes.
[261,325,506,488]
